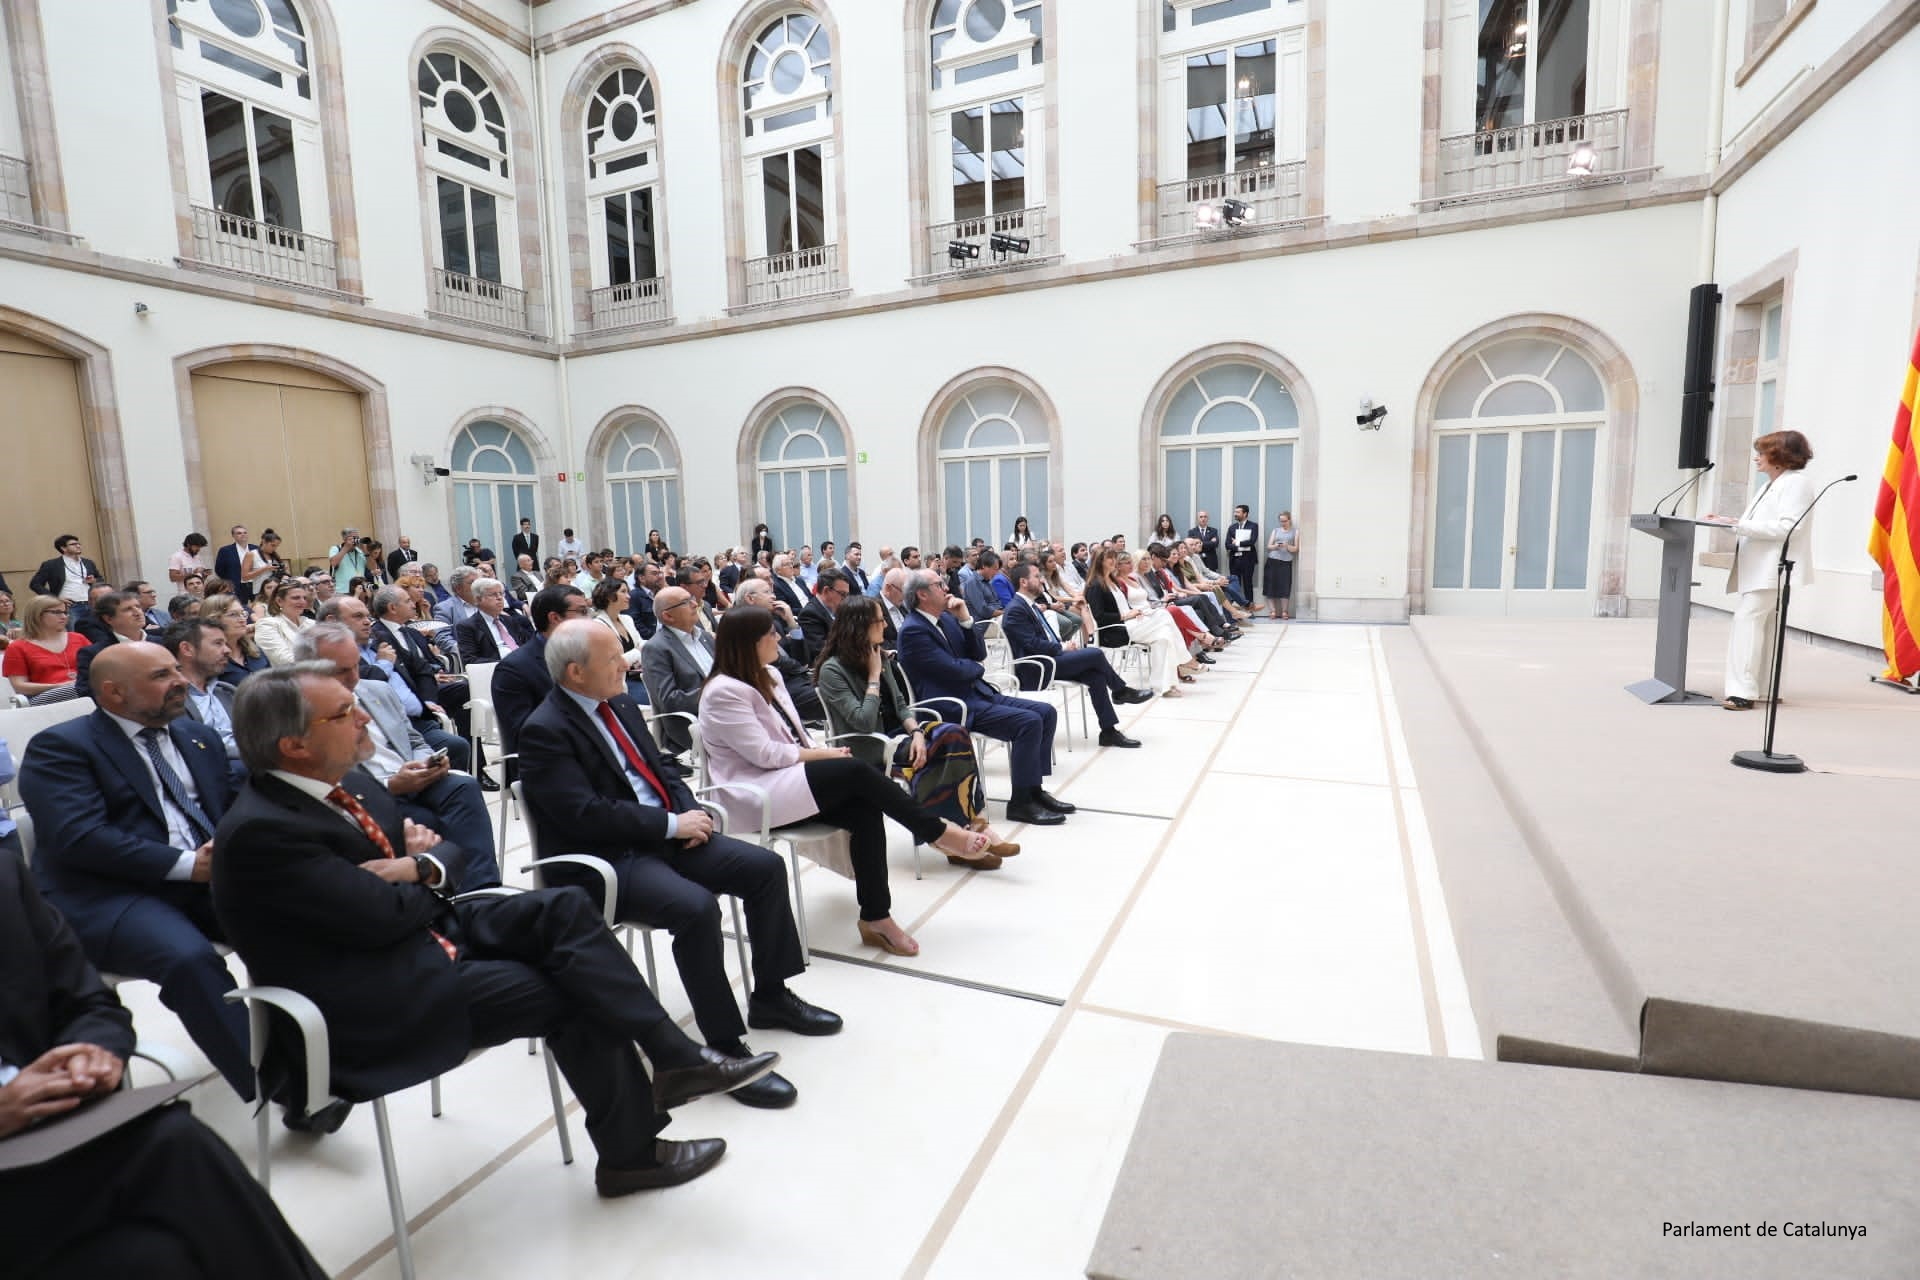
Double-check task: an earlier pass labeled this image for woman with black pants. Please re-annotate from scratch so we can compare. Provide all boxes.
[698,607,995,957]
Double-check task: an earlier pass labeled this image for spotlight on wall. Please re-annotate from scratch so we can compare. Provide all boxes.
[1221,199,1252,227]
[947,239,981,265]
[1566,142,1597,178]
[1356,399,1388,430]
[989,232,1030,258]
[133,301,151,317]
[1194,203,1220,230]
[409,453,452,485]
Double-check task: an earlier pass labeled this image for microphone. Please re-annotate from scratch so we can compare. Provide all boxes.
[1777,474,1858,565]
[1654,462,1714,517]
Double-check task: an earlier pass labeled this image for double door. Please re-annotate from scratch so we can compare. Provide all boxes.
[1428,423,1599,615]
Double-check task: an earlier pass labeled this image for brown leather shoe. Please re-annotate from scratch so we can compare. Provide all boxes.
[947,851,1004,870]
[596,1138,726,1197]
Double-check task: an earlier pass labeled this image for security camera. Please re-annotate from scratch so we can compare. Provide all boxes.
[1357,399,1388,430]
[409,453,452,485]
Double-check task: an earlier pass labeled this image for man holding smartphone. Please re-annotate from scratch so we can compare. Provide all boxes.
[328,526,367,596]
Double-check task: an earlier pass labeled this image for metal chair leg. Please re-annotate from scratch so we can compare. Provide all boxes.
[256,1090,272,1189]
[373,1097,415,1280]
[787,840,810,957]
[541,1044,574,1166]
[429,1074,442,1118]
[728,898,752,998]
[640,929,659,989]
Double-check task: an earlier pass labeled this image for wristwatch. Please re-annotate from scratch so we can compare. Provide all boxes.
[411,854,441,888]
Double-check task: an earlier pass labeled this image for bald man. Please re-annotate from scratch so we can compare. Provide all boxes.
[17,643,252,1097]
[639,587,711,757]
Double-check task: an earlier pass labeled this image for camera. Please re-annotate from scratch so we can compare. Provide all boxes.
[1356,399,1388,430]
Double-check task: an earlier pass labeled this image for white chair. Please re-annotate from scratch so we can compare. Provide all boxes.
[981,618,1088,750]
[224,886,577,1280]
[817,696,923,880]
[461,661,517,877]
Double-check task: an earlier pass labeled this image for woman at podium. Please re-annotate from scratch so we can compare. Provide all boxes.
[1709,430,1816,710]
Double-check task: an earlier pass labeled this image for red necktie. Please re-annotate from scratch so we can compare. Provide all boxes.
[328,784,457,963]
[595,702,677,812]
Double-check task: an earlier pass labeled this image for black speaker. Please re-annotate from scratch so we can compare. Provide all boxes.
[1678,282,1721,468]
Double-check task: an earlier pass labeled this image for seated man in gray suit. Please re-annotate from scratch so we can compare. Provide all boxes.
[296,624,498,891]
[639,587,710,759]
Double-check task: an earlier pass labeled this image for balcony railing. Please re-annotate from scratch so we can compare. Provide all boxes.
[742,243,842,308]
[927,206,1050,277]
[1434,109,1629,205]
[0,153,36,228]
[190,204,339,291]
[428,268,529,332]
[588,277,669,330]
[1155,162,1307,242]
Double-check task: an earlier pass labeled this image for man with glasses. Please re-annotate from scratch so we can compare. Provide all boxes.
[639,588,712,758]
[797,567,848,666]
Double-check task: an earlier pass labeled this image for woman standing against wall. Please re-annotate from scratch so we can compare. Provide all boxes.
[1264,511,1298,621]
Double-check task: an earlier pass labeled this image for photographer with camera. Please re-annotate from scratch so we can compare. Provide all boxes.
[327,526,367,596]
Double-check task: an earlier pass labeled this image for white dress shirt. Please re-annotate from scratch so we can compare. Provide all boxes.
[105,711,205,880]
[558,687,677,835]
[267,769,446,884]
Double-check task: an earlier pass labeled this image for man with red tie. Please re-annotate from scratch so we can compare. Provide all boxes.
[517,622,838,1111]
[212,663,775,1193]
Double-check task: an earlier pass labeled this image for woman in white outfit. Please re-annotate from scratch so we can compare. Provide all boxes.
[1083,546,1197,697]
[253,579,315,668]
[1706,430,1817,710]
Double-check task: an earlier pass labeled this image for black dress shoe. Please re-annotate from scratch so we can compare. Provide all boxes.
[1033,789,1077,814]
[1195,653,1217,665]
[1115,687,1155,704]
[1005,800,1066,826]
[478,775,501,792]
[729,1070,798,1109]
[282,1098,354,1135]
[596,1138,727,1197]
[652,1046,780,1111]
[747,989,844,1036]
[1097,729,1141,748]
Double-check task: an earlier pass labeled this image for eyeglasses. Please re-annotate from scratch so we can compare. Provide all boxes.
[314,704,358,725]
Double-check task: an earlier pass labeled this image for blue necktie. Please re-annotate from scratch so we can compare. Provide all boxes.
[138,727,214,845]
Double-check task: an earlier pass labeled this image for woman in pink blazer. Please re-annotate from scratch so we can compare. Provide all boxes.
[699,607,994,956]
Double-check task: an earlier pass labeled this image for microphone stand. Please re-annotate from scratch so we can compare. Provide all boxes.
[1648,465,1711,518]
[1732,474,1858,774]
[1664,463,1715,517]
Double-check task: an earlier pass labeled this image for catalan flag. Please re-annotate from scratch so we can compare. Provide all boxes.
[1869,326,1920,682]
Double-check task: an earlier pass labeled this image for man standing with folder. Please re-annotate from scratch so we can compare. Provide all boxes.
[1225,504,1259,604]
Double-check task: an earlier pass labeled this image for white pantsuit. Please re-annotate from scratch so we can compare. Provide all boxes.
[1723,469,1817,700]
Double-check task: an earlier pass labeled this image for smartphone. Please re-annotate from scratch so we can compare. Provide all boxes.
[426,750,450,768]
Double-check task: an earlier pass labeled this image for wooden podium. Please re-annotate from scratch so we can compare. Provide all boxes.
[1627,513,1717,705]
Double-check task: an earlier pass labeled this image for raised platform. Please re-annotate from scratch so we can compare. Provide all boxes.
[1385,615,1920,1100]
[1089,1035,1920,1280]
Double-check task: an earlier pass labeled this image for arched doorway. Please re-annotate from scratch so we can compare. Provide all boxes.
[449,419,539,560]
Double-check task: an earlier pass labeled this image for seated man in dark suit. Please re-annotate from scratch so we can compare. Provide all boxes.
[370,584,470,736]
[895,570,1072,828]
[796,566,846,665]
[519,623,838,1110]
[457,577,535,666]
[213,665,774,1194]
[323,593,469,771]
[296,624,498,892]
[73,590,159,699]
[0,853,328,1278]
[492,586,590,757]
[17,643,251,1098]
[626,560,663,642]
[1002,562,1147,749]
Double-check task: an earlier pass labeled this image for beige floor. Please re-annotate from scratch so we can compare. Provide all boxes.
[119,622,1477,1279]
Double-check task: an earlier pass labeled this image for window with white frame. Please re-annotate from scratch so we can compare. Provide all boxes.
[742,15,834,260]
[604,417,682,554]
[1754,299,1784,441]
[451,421,538,560]
[585,65,666,327]
[927,1,1046,268]
[418,50,516,289]
[1159,361,1298,545]
[167,0,334,285]
[937,382,1050,548]
[755,401,851,552]
[1156,0,1308,238]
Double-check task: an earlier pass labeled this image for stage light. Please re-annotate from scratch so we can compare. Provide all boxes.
[1221,199,1251,227]
[1194,203,1219,230]
[989,232,1030,256]
[947,239,981,265]
[1567,142,1597,178]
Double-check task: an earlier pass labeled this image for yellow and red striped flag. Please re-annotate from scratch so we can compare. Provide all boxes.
[1869,326,1920,681]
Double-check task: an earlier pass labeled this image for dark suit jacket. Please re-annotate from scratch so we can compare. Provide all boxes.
[18,711,232,938]
[797,598,835,664]
[385,547,420,580]
[772,575,811,618]
[842,564,869,594]
[626,586,658,641]
[490,634,550,755]
[1000,593,1067,689]
[1188,525,1221,570]
[518,689,692,861]
[896,610,996,708]
[0,853,136,1073]
[211,771,472,1099]
[73,633,160,699]
[1225,520,1260,568]
[371,619,442,708]
[510,532,539,563]
[213,543,256,602]
[456,610,534,666]
[29,557,101,599]
[1082,581,1132,648]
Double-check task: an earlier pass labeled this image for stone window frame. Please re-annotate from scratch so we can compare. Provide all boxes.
[1736,0,1817,85]
[153,0,363,296]
[407,29,549,333]
[1,0,70,235]
[557,44,673,335]
[1408,315,1640,617]
[1135,340,1321,616]
[733,386,861,548]
[1701,250,1797,568]
[1135,0,1328,246]
[441,405,564,552]
[915,365,1065,551]
[1417,0,1663,204]
[715,0,852,312]
[171,344,399,543]
[584,403,689,554]
[901,0,1062,281]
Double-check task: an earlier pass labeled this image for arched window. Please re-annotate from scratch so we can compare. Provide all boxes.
[754,401,850,551]
[418,47,525,329]
[451,420,537,560]
[1154,0,1311,241]
[585,65,668,329]
[738,12,843,305]
[1429,338,1605,605]
[926,0,1048,274]
[167,0,336,288]
[937,381,1049,547]
[1159,360,1298,539]
[604,417,682,554]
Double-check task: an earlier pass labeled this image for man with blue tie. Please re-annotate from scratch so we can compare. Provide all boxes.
[894,569,1072,828]
[17,642,251,1098]
[1002,562,1147,748]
